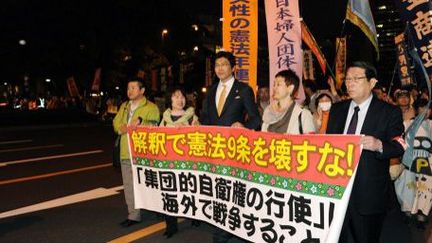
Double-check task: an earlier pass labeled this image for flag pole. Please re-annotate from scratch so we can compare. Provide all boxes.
[387,61,399,98]
[300,18,337,81]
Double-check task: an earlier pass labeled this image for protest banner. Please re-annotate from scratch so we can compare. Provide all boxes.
[128,126,362,242]
[265,0,304,103]
[223,0,258,91]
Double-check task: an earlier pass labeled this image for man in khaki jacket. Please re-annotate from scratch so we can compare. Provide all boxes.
[113,78,160,227]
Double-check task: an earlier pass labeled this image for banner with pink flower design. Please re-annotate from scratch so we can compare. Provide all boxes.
[128,126,362,242]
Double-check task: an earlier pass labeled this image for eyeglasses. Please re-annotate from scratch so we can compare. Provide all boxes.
[344,76,367,83]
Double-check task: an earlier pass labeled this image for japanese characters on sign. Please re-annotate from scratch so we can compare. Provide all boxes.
[129,127,360,184]
[303,50,315,81]
[264,0,303,101]
[222,0,258,91]
[394,33,413,87]
[128,126,362,242]
[395,0,432,73]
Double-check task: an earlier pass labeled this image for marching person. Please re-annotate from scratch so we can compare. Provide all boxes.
[200,51,260,243]
[261,69,315,134]
[113,77,160,227]
[326,62,405,243]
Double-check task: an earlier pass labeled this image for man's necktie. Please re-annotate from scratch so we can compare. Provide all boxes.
[217,84,227,116]
[346,106,360,134]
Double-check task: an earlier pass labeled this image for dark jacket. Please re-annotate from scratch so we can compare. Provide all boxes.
[326,96,405,214]
[200,80,260,130]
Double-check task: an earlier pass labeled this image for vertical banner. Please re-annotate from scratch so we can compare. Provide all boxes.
[264,0,304,103]
[128,126,362,243]
[222,0,258,92]
[335,37,347,90]
[91,68,101,92]
[395,33,413,87]
[66,77,80,97]
[301,20,327,75]
[151,69,158,91]
[137,69,145,79]
[160,67,167,92]
[168,66,173,88]
[394,0,432,74]
[303,50,315,80]
[205,57,212,87]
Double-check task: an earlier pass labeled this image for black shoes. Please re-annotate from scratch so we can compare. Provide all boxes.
[120,219,140,227]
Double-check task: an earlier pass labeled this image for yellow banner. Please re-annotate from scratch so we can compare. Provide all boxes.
[335,37,347,90]
[223,0,258,92]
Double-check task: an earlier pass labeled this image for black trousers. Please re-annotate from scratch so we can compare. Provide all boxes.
[165,215,178,232]
[338,204,385,243]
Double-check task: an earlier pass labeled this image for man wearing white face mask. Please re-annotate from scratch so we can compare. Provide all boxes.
[313,91,336,133]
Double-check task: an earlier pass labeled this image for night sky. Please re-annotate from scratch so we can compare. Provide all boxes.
[1,0,352,87]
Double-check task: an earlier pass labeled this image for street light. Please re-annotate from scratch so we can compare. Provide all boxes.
[162,29,168,39]
[45,78,51,83]
[193,46,199,52]
[192,24,199,31]
[19,39,26,46]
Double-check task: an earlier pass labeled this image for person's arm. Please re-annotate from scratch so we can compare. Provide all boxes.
[142,105,160,126]
[113,102,127,134]
[241,85,261,130]
[327,77,341,101]
[380,106,406,159]
[301,109,317,134]
[362,106,405,159]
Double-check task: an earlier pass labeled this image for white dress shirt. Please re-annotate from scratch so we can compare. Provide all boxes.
[215,76,235,106]
[343,94,373,134]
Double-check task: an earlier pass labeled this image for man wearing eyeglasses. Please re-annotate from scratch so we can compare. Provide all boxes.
[326,62,405,243]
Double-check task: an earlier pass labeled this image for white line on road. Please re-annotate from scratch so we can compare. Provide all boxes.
[0,139,33,145]
[0,144,64,153]
[0,186,123,219]
[0,150,104,166]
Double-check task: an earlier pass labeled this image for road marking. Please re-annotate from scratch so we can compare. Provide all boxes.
[0,149,104,166]
[108,219,185,243]
[0,163,112,185]
[0,144,64,153]
[0,139,32,145]
[0,185,123,219]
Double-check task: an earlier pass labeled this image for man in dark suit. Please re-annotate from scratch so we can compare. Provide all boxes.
[200,51,259,243]
[326,62,406,243]
[200,51,260,130]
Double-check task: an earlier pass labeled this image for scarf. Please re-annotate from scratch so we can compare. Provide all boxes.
[162,107,195,126]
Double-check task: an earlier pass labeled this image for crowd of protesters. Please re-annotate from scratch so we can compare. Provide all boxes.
[112,51,432,243]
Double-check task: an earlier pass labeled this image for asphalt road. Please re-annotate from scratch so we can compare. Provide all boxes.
[0,124,217,242]
[0,122,430,243]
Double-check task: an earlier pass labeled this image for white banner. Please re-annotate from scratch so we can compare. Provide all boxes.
[265,0,304,103]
